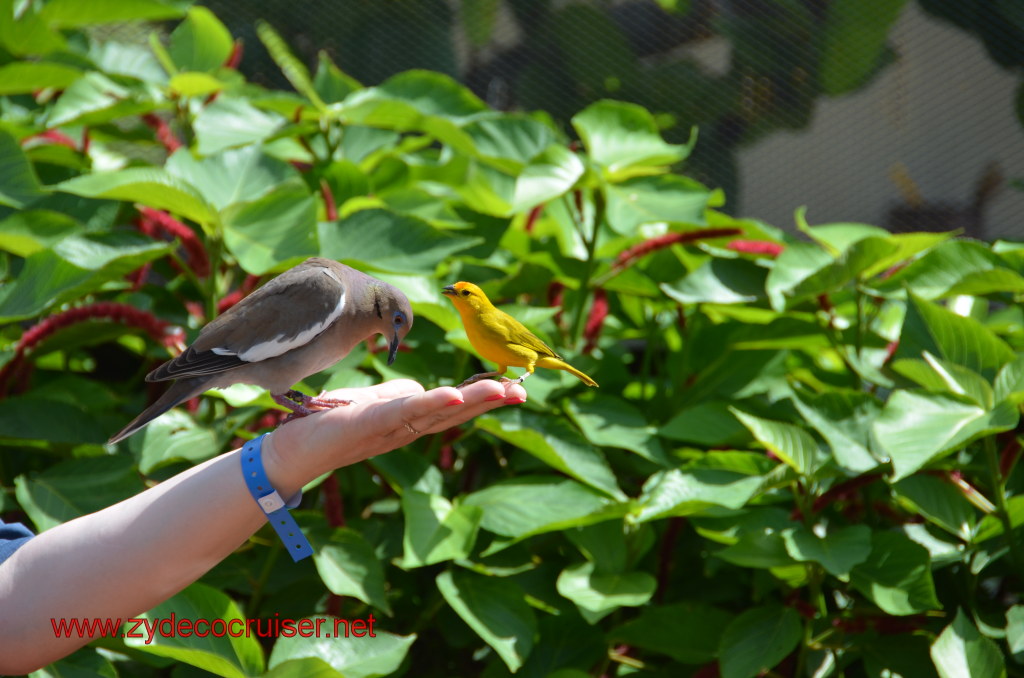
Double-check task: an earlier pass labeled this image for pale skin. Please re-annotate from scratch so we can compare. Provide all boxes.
[0,378,526,674]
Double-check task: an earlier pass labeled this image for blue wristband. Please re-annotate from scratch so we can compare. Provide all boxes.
[241,434,313,562]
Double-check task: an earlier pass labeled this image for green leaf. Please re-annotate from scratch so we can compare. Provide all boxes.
[0,128,44,208]
[133,409,218,474]
[874,391,1018,481]
[995,355,1024,403]
[659,400,751,447]
[46,72,143,127]
[166,145,298,212]
[399,491,482,567]
[0,61,81,94]
[463,114,556,172]
[555,561,655,624]
[14,455,144,531]
[169,6,233,73]
[896,293,1016,376]
[462,476,622,542]
[0,0,66,56]
[169,71,224,97]
[373,70,487,120]
[894,474,977,540]
[930,610,1006,678]
[511,144,584,212]
[565,394,671,465]
[0,233,170,322]
[310,523,392,615]
[662,257,768,305]
[0,209,80,257]
[56,168,216,227]
[780,524,872,578]
[264,658,343,678]
[319,208,481,274]
[256,20,324,109]
[791,388,883,474]
[764,241,834,310]
[730,408,823,476]
[850,531,940,615]
[125,582,264,677]
[1006,605,1024,665]
[223,188,318,274]
[436,568,537,672]
[635,468,764,522]
[820,0,908,95]
[313,51,362,104]
[874,240,1009,300]
[268,619,413,678]
[40,0,185,26]
[476,408,623,498]
[605,175,710,234]
[610,601,733,664]
[193,98,286,155]
[974,496,1024,543]
[718,606,802,678]
[572,100,690,175]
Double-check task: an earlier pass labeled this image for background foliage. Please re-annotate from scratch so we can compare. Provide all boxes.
[1,3,1024,677]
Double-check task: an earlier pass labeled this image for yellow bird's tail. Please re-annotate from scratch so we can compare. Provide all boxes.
[536,357,599,387]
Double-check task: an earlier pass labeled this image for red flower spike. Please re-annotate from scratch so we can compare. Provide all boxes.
[883,339,900,364]
[217,274,261,313]
[0,302,184,396]
[21,129,78,150]
[1000,436,1022,478]
[141,113,183,153]
[726,239,784,257]
[224,39,244,70]
[524,204,544,234]
[81,127,91,155]
[136,207,210,278]
[322,473,346,527]
[615,228,744,272]
[583,288,608,354]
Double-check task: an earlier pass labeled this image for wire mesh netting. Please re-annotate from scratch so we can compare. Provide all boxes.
[186,0,1024,238]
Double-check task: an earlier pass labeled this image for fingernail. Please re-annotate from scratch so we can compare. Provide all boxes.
[504,397,526,405]
[446,399,464,406]
[485,394,505,402]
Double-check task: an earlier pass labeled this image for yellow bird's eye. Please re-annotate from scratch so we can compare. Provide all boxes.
[460,289,470,297]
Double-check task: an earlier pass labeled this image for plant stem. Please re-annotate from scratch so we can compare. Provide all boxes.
[248,543,281,615]
[984,435,1024,570]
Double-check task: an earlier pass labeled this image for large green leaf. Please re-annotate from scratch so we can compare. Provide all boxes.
[464,114,557,172]
[476,408,623,498]
[0,233,170,322]
[125,582,264,678]
[718,606,802,678]
[555,561,655,624]
[165,145,299,212]
[894,474,977,540]
[436,568,537,672]
[309,522,392,615]
[874,391,1018,480]
[319,208,481,274]
[133,409,218,474]
[46,72,147,127]
[819,0,908,95]
[791,388,883,474]
[193,98,286,155]
[874,239,1013,300]
[605,175,709,234]
[849,531,940,615]
[511,144,584,212]
[0,61,82,95]
[634,468,764,522]
[571,100,689,175]
[662,257,768,305]
[462,476,622,542]
[398,491,482,567]
[930,610,1006,678]
[0,209,81,256]
[14,455,144,531]
[730,408,824,476]
[781,524,872,578]
[40,0,184,26]
[223,188,318,274]
[168,6,233,72]
[609,602,734,664]
[56,168,216,227]
[565,394,671,466]
[0,128,44,208]
[896,293,1016,376]
[268,621,414,678]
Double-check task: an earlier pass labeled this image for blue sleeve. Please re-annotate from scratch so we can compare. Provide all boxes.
[0,519,35,565]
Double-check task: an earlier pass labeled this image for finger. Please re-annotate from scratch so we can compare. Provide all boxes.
[323,379,425,404]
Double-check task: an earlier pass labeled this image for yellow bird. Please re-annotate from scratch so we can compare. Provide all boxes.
[442,281,598,388]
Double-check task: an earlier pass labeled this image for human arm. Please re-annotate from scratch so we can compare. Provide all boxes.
[0,378,525,674]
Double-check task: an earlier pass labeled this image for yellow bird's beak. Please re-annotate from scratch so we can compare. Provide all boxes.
[442,284,457,297]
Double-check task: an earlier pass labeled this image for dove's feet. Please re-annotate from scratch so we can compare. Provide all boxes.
[274,389,356,422]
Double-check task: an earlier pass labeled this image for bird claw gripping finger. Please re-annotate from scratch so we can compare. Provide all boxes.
[308,390,356,409]
[274,389,354,419]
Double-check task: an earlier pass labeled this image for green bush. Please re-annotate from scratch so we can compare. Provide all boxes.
[1,4,1022,677]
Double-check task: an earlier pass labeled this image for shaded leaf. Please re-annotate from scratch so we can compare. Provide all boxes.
[930,610,1006,678]
[555,561,655,624]
[719,606,802,678]
[850,531,940,615]
[268,620,414,678]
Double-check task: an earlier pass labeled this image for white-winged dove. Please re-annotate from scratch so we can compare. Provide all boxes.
[108,257,413,443]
